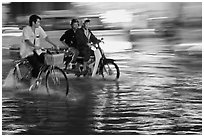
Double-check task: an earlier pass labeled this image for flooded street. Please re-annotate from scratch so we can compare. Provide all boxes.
[2,36,202,135]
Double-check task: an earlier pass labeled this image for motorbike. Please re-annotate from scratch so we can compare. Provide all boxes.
[63,38,120,80]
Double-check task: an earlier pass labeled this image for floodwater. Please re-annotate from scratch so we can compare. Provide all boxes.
[2,36,202,135]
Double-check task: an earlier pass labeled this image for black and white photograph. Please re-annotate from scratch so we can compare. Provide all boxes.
[2,1,202,135]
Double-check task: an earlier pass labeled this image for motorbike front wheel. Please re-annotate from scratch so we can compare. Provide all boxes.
[101,62,120,80]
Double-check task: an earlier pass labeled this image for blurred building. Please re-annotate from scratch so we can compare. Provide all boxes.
[2,2,202,30]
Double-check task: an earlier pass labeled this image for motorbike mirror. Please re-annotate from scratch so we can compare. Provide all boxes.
[101,38,104,40]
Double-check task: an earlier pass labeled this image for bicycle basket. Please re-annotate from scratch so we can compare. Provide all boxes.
[45,53,64,67]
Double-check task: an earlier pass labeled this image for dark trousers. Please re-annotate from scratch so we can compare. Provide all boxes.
[79,47,92,62]
[69,47,79,63]
[26,51,45,78]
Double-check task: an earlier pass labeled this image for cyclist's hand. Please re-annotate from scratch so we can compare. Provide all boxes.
[87,43,92,47]
[56,46,60,50]
[67,47,71,51]
[53,45,60,50]
[34,46,41,50]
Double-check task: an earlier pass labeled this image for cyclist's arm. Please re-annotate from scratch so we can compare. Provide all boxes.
[39,26,58,49]
[90,31,100,44]
[24,39,36,49]
[61,41,70,49]
[60,32,70,48]
[45,36,59,49]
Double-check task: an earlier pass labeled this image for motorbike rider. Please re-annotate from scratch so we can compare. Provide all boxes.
[60,19,80,70]
[76,18,100,75]
[20,14,59,90]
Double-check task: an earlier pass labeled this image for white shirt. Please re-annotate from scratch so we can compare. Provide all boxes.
[20,26,47,58]
[83,28,91,42]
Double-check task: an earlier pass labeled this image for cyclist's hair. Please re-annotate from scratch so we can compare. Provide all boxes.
[71,19,79,26]
[29,14,41,26]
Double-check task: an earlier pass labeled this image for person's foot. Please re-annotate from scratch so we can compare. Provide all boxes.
[29,78,40,91]
[68,63,76,70]
[71,63,76,70]
[81,69,88,76]
[75,71,81,77]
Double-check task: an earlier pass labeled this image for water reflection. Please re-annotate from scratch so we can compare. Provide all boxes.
[2,37,202,135]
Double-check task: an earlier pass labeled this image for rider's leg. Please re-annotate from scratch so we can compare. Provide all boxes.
[26,55,39,90]
[69,47,79,64]
[26,52,43,90]
[38,52,45,64]
[26,53,41,79]
[82,47,91,73]
[67,47,79,69]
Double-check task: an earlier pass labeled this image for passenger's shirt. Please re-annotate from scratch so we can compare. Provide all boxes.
[84,28,91,41]
[20,26,47,58]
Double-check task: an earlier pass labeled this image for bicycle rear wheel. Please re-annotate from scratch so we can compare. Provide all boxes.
[13,61,32,82]
[101,61,120,80]
[46,66,69,96]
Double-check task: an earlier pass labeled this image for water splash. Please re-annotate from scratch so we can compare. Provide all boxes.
[2,69,25,89]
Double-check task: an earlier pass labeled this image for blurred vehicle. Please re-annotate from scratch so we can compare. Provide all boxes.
[52,17,73,30]
[78,14,105,30]
[155,20,177,37]
[14,12,107,31]
[148,17,178,38]
[15,13,76,31]
[2,26,22,58]
[2,26,22,37]
[174,42,202,55]
[40,16,75,31]
[183,17,202,28]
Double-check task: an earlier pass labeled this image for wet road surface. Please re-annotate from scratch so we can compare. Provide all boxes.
[2,37,202,135]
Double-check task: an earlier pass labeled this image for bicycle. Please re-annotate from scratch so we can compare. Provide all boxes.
[13,48,69,96]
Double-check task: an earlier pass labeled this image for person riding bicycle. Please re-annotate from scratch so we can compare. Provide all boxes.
[76,18,101,75]
[60,18,80,70]
[20,14,59,90]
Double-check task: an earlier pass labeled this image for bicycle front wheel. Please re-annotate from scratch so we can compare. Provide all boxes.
[101,61,120,80]
[46,66,69,96]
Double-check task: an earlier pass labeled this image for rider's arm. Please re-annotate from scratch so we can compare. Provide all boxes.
[90,30,100,44]
[39,26,58,49]
[45,36,59,49]
[60,31,70,49]
[24,39,35,49]
[61,41,70,48]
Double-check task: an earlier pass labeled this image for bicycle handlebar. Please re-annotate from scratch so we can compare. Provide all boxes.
[40,47,62,54]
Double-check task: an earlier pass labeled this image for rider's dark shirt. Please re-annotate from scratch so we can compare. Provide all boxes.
[60,28,78,49]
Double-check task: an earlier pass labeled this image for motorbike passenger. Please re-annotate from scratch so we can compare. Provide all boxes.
[20,14,59,90]
[60,19,80,70]
[75,18,101,75]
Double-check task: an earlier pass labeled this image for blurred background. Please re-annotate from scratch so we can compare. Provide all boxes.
[2,2,202,30]
[2,2,202,52]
